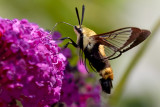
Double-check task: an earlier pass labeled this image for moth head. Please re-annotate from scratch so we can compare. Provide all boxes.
[74,25,83,36]
[74,25,96,37]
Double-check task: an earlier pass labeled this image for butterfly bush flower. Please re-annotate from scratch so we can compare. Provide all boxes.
[77,61,88,75]
[0,18,66,107]
[60,48,101,107]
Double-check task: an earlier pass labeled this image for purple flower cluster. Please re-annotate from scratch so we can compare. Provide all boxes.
[0,18,66,107]
[60,70,80,106]
[60,64,101,107]
[60,48,101,107]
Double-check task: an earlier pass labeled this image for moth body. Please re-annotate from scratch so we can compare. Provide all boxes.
[74,25,114,93]
[58,5,150,94]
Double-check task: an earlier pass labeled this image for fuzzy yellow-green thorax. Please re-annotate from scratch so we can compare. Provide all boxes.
[74,25,97,50]
[80,25,97,37]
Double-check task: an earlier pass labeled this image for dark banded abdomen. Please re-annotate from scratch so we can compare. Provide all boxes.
[84,43,113,94]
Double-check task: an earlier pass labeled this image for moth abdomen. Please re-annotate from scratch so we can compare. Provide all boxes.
[100,78,113,94]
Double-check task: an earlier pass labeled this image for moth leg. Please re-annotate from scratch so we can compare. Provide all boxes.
[62,42,73,49]
[89,61,96,72]
[60,37,78,48]
[84,55,89,73]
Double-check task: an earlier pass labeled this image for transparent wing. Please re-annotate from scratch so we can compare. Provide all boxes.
[93,27,150,60]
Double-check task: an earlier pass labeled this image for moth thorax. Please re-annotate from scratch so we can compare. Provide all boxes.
[74,25,97,50]
[82,27,97,49]
[81,26,96,37]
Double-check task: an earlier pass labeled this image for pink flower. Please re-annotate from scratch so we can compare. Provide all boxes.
[0,18,66,107]
[77,61,88,75]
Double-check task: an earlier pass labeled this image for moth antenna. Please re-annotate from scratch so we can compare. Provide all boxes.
[81,5,85,25]
[75,7,81,27]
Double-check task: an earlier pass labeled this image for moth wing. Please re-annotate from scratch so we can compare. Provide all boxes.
[93,27,150,60]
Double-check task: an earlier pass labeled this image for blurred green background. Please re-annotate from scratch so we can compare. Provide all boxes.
[0,0,160,107]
